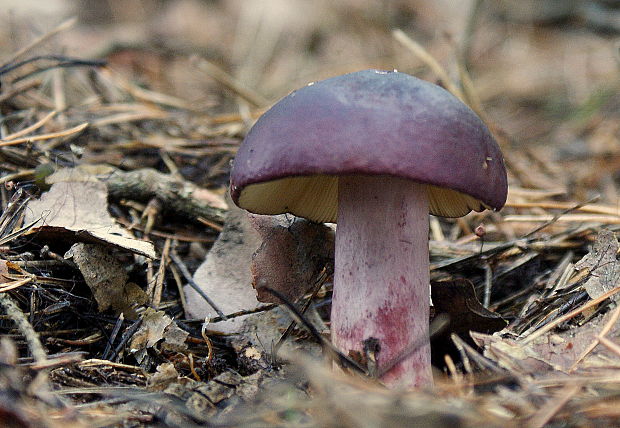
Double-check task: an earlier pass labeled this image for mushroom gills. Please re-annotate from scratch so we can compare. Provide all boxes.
[237,174,488,222]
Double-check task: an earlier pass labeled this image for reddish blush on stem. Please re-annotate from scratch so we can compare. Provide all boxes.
[331,175,432,388]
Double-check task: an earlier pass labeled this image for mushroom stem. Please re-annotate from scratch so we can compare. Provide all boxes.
[332,175,432,388]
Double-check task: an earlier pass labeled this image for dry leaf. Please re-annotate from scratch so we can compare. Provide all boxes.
[574,229,620,300]
[25,180,156,258]
[473,304,620,374]
[184,204,267,333]
[147,362,181,391]
[430,278,507,367]
[251,217,334,303]
[185,199,333,334]
[161,321,191,352]
[0,260,9,284]
[129,308,189,356]
[472,332,554,373]
[431,278,507,334]
[67,243,147,317]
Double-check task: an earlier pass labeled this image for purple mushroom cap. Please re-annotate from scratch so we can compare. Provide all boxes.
[230,69,507,222]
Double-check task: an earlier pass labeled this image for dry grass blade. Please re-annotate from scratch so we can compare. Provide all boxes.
[393,29,465,101]
[1,110,57,141]
[0,169,36,185]
[0,217,42,246]
[505,214,620,225]
[0,293,47,363]
[1,17,77,66]
[598,336,620,357]
[0,78,41,103]
[505,201,620,216]
[0,122,88,147]
[522,285,620,344]
[192,56,270,107]
[570,304,620,370]
[148,238,171,309]
[98,67,198,111]
[79,359,146,374]
[522,196,602,237]
[0,276,33,292]
[90,109,166,128]
[527,383,583,428]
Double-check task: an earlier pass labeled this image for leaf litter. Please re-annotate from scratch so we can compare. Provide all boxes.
[0,1,620,427]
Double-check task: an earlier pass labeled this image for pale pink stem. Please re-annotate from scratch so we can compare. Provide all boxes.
[332,175,432,388]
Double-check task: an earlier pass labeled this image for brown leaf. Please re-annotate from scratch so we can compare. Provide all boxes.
[147,362,181,391]
[184,204,266,332]
[185,201,332,332]
[24,180,156,258]
[431,278,507,335]
[430,278,507,367]
[129,308,188,356]
[250,217,334,304]
[0,260,9,284]
[67,243,147,317]
[473,309,620,374]
[574,229,620,300]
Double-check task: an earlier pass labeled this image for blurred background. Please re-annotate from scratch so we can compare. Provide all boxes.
[1,0,619,203]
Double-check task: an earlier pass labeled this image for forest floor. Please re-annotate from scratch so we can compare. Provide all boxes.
[0,1,619,427]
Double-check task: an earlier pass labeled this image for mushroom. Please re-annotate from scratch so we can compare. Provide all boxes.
[230,70,507,388]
